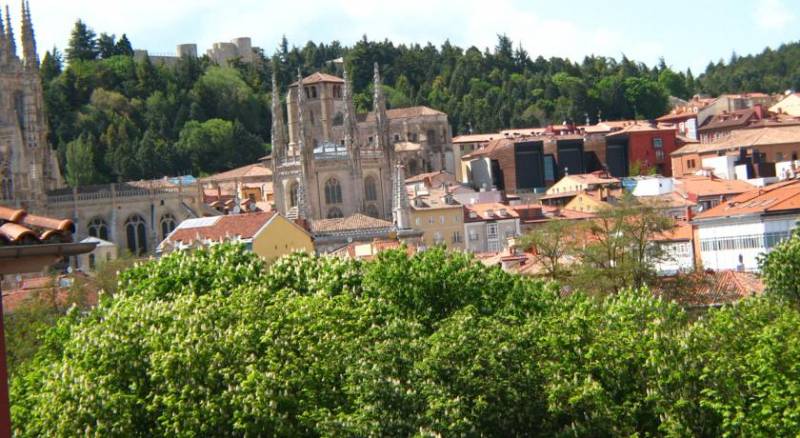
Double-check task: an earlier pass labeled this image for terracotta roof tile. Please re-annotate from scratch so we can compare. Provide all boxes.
[199,163,272,182]
[694,179,800,219]
[674,175,755,198]
[310,213,393,233]
[657,270,764,306]
[452,133,500,144]
[672,125,800,156]
[362,106,446,122]
[164,212,276,245]
[290,72,345,86]
[465,202,519,222]
[0,205,74,245]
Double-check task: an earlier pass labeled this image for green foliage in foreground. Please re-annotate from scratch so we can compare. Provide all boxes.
[10,244,800,436]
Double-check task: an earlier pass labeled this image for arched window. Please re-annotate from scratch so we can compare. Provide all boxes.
[364,176,377,201]
[365,204,380,218]
[289,182,299,207]
[87,217,109,241]
[125,214,148,256]
[324,177,342,204]
[14,91,25,131]
[327,207,344,219]
[160,213,177,241]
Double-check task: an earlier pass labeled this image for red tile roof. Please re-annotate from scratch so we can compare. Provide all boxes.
[452,133,500,144]
[694,179,800,220]
[199,163,272,182]
[165,212,275,245]
[672,125,800,156]
[465,203,519,222]
[362,106,446,122]
[310,213,393,233]
[653,220,693,242]
[0,205,75,245]
[2,274,98,314]
[657,270,764,306]
[290,72,344,86]
[674,175,755,198]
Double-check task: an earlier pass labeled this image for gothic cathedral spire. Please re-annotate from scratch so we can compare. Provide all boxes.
[0,7,7,64]
[392,162,410,230]
[373,63,394,218]
[294,70,311,220]
[343,66,365,213]
[20,0,38,68]
[270,72,287,215]
[270,73,286,163]
[5,5,16,59]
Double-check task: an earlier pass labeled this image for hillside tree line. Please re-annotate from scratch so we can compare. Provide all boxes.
[44,20,797,186]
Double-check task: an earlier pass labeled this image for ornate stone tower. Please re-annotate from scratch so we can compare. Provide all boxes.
[372,63,394,217]
[343,67,364,214]
[0,2,63,208]
[269,72,287,215]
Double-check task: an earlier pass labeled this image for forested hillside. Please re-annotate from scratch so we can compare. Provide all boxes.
[698,42,800,96]
[44,19,795,186]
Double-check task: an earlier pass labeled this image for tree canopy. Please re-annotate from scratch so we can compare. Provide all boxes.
[44,20,800,185]
[10,244,800,436]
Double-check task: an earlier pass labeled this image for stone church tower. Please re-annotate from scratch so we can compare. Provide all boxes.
[0,2,63,209]
[271,64,453,222]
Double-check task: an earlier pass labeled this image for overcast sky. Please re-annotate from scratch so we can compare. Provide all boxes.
[5,0,798,73]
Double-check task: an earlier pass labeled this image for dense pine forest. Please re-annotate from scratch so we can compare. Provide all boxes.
[44,20,800,186]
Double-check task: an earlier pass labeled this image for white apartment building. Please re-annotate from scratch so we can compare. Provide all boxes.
[693,180,800,271]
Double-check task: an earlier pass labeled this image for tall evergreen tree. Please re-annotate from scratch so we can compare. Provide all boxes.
[65,19,98,62]
[96,33,116,59]
[115,34,134,57]
[39,47,63,84]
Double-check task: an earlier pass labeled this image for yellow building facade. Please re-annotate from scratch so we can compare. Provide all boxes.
[409,203,465,250]
[251,214,314,260]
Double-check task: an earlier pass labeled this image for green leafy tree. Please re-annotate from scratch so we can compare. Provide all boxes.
[573,195,674,293]
[520,219,578,281]
[760,231,800,304]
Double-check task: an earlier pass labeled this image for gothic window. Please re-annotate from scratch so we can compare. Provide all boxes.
[87,217,109,241]
[325,177,342,204]
[327,207,344,219]
[364,176,377,201]
[14,91,25,131]
[289,182,299,207]
[160,213,177,241]
[125,214,148,256]
[332,112,343,126]
[365,204,380,218]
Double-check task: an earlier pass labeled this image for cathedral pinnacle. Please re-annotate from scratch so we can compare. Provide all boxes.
[0,7,7,63]
[270,72,286,162]
[294,69,311,220]
[5,5,16,59]
[21,0,37,68]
